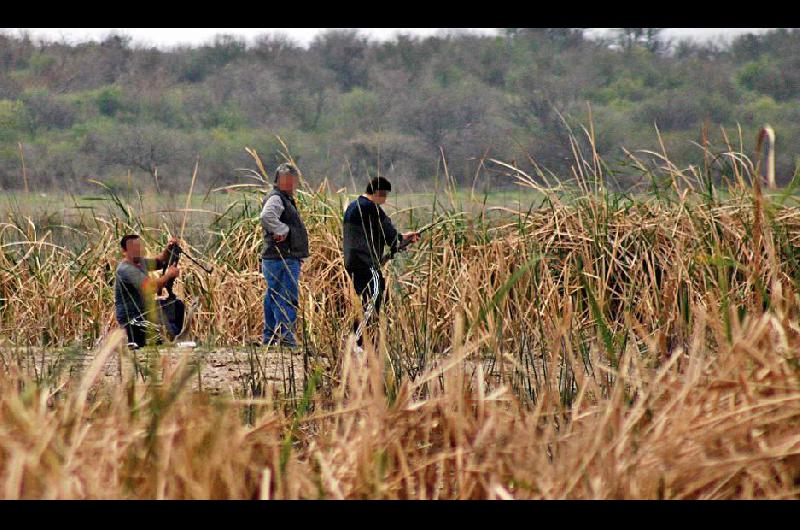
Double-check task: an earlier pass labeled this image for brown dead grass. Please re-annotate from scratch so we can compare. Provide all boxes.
[1,132,800,498]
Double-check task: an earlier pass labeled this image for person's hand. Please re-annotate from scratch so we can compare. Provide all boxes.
[166,264,180,279]
[273,233,287,243]
[403,232,420,244]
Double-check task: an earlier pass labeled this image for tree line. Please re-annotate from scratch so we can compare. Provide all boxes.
[0,28,799,193]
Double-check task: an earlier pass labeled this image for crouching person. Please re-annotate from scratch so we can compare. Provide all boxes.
[114,234,180,348]
[260,163,309,348]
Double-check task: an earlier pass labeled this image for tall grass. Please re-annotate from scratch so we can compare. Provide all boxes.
[1,129,799,498]
[0,310,798,499]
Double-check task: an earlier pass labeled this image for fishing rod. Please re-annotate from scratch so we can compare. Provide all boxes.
[355,213,465,345]
[159,242,213,298]
[173,244,213,275]
[380,213,465,265]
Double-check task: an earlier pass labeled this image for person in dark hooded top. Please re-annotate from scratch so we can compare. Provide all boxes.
[342,177,419,349]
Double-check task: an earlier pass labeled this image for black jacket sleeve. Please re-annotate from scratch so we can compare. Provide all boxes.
[379,207,401,252]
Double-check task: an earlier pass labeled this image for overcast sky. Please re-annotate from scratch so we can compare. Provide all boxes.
[3,28,777,48]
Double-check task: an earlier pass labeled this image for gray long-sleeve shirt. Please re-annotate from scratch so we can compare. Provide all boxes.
[114,258,158,325]
[260,194,290,237]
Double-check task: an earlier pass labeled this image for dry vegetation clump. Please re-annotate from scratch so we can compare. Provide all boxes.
[0,310,798,499]
[1,136,800,498]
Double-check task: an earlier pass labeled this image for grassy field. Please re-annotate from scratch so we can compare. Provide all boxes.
[1,142,800,499]
[0,187,548,223]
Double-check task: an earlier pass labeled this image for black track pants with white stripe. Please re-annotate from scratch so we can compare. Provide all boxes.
[348,265,385,347]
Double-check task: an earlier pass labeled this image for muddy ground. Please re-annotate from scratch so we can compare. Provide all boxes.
[3,343,562,399]
[3,345,325,396]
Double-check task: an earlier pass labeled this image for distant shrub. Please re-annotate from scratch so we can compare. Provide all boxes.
[737,57,800,101]
[0,99,29,141]
[28,51,57,76]
[22,90,76,130]
[640,89,709,131]
[96,87,123,117]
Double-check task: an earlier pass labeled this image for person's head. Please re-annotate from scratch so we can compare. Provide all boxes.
[274,163,300,194]
[365,177,392,205]
[120,234,142,263]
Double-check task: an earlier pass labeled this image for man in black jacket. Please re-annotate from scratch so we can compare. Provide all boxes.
[260,163,309,347]
[343,177,419,349]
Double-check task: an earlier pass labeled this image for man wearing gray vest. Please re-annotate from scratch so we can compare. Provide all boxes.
[260,163,309,348]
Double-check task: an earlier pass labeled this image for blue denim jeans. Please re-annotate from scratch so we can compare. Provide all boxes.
[262,258,302,346]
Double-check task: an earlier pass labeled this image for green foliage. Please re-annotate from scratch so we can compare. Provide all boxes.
[0,99,28,141]
[329,88,381,133]
[96,87,123,117]
[2,29,800,192]
[593,76,649,103]
[21,89,76,131]
[28,51,57,76]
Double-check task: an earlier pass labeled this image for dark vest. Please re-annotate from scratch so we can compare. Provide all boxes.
[262,189,310,260]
